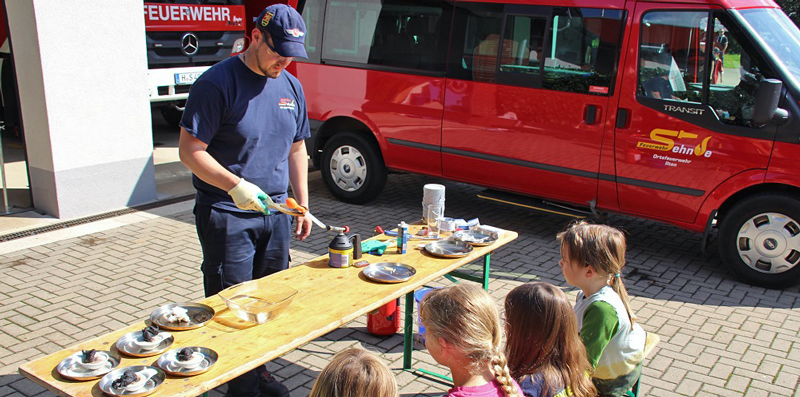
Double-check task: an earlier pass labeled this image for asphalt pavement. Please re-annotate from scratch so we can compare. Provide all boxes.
[1,171,799,396]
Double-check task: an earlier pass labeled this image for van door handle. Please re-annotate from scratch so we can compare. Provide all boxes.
[585,105,598,125]
[616,108,630,128]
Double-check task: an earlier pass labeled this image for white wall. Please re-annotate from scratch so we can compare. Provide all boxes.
[5,0,156,219]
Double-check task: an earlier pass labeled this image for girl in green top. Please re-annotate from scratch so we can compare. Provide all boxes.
[557,222,647,397]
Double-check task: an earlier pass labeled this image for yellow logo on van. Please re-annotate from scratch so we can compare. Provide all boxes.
[637,128,712,158]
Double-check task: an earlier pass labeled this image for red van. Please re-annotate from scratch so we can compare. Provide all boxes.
[289,0,800,288]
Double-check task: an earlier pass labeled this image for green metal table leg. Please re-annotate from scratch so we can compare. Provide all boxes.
[482,253,491,290]
[416,367,453,382]
[403,291,414,370]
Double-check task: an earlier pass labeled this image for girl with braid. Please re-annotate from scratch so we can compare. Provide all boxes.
[557,221,646,397]
[419,284,522,397]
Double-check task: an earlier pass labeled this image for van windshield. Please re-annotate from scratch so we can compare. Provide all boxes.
[738,8,800,89]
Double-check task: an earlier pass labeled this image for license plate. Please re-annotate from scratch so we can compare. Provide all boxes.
[175,72,201,85]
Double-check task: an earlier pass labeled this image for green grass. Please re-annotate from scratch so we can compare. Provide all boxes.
[723,53,741,69]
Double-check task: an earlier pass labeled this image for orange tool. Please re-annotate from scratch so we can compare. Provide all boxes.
[285,198,326,229]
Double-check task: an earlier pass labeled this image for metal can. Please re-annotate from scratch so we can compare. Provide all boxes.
[397,222,408,254]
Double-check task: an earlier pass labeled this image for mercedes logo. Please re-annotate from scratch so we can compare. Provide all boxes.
[181,33,199,56]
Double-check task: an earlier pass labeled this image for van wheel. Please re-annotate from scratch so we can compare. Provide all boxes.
[321,132,387,204]
[718,193,800,288]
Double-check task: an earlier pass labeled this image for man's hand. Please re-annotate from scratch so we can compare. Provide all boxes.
[227,178,268,213]
[295,214,312,241]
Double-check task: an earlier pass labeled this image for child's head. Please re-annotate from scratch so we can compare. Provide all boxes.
[557,221,636,323]
[420,284,519,397]
[504,282,596,397]
[308,347,398,397]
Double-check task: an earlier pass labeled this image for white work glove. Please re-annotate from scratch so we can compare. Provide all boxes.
[227,178,268,213]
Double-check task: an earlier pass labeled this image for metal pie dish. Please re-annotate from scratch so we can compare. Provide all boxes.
[57,350,120,381]
[149,302,215,331]
[157,347,218,376]
[116,330,174,357]
[362,263,416,283]
[99,365,165,397]
[451,230,498,247]
[423,239,474,258]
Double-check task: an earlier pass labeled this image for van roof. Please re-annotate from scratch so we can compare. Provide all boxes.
[471,0,779,10]
[642,0,778,7]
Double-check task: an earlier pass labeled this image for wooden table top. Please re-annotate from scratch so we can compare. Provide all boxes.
[19,226,518,397]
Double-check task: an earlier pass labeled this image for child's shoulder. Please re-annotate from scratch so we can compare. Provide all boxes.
[447,379,521,397]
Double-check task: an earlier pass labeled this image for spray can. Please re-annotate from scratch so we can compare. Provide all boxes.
[397,222,408,254]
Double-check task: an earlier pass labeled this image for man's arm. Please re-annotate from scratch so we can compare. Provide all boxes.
[288,139,311,240]
[179,127,240,191]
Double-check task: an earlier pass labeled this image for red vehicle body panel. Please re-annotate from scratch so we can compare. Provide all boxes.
[765,142,800,186]
[295,63,446,176]
[441,82,606,206]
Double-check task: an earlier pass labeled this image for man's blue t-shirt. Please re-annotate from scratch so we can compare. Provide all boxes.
[180,56,310,212]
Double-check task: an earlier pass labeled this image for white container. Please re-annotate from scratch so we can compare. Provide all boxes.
[422,184,445,222]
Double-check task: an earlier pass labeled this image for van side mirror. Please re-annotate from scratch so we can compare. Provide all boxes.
[752,78,788,126]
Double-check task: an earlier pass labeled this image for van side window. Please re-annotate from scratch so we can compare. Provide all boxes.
[447,2,505,82]
[706,15,770,127]
[638,11,707,103]
[299,0,324,63]
[540,8,624,94]
[638,11,775,127]
[320,0,450,73]
[495,14,548,88]
[448,4,622,93]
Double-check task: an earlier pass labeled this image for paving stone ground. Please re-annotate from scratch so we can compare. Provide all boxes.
[1,171,799,397]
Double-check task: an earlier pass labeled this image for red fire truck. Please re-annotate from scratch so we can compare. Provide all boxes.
[143,1,248,127]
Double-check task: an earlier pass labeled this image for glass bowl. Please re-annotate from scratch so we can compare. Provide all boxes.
[217,280,298,324]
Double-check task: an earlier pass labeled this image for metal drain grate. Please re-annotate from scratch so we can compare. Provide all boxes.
[0,194,195,242]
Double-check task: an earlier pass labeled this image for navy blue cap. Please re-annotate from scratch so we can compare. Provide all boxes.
[257,4,307,59]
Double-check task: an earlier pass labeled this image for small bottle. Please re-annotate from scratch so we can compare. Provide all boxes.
[397,222,408,254]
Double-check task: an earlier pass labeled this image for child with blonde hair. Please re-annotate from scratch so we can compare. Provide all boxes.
[420,284,522,397]
[557,221,646,397]
[504,282,596,397]
[308,347,398,397]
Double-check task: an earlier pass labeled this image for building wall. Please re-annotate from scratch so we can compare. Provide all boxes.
[5,0,156,219]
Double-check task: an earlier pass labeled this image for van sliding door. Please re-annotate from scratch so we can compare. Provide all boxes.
[442,3,624,207]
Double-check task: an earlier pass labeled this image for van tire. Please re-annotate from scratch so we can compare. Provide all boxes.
[718,193,800,288]
[321,132,387,204]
